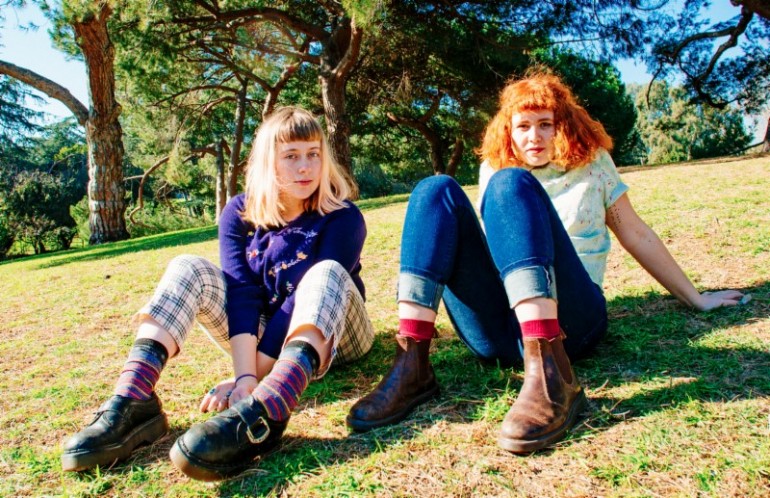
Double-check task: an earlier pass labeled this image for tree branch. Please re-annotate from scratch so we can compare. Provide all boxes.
[153,83,240,106]
[0,60,89,125]
[171,7,327,41]
[332,19,363,80]
[128,145,218,225]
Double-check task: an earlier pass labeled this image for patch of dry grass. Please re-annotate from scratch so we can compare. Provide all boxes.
[1,155,768,497]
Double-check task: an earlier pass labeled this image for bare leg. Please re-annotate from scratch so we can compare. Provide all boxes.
[513,297,557,322]
[399,302,437,322]
[136,316,179,357]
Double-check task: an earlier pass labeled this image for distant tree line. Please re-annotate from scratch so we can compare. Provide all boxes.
[0,0,765,257]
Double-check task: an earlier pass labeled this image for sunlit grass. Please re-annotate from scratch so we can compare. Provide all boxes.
[1,154,768,497]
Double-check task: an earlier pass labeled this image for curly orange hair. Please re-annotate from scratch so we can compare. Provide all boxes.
[478,72,613,171]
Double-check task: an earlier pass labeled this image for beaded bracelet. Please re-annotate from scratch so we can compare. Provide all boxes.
[235,373,258,386]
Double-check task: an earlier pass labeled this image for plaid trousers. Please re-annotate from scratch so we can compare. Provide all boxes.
[136,255,374,377]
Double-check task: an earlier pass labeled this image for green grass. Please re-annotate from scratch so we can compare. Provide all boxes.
[1,155,769,497]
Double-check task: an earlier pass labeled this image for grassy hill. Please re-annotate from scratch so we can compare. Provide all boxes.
[1,155,768,497]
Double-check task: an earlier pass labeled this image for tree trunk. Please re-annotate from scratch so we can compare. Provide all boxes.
[386,112,449,176]
[320,75,352,172]
[318,17,362,176]
[215,138,227,223]
[762,115,770,153]
[73,5,129,244]
[446,137,465,178]
[227,81,248,200]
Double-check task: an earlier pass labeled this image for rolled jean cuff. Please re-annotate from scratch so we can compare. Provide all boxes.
[503,265,557,308]
[397,273,444,313]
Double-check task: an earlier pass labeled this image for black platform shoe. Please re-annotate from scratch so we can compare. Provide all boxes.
[61,394,168,471]
[170,396,288,481]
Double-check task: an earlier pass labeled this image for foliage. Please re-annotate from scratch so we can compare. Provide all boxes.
[352,159,411,199]
[642,0,770,115]
[553,0,770,115]
[631,81,753,164]
[0,168,80,255]
[0,75,42,165]
[72,195,214,241]
[349,0,534,179]
[7,0,765,243]
[125,200,214,239]
[0,117,87,258]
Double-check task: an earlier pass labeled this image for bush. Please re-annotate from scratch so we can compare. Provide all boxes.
[0,169,80,255]
[0,216,14,260]
[72,196,213,242]
[354,160,394,199]
[127,201,213,239]
[69,196,91,244]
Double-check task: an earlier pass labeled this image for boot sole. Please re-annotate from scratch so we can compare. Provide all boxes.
[497,390,587,454]
[169,438,233,482]
[169,435,282,482]
[61,413,169,472]
[345,382,440,433]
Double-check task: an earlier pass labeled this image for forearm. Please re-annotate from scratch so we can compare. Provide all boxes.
[623,226,702,308]
[230,333,258,378]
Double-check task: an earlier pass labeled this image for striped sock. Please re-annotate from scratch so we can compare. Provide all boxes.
[253,341,320,421]
[520,319,561,341]
[114,338,169,400]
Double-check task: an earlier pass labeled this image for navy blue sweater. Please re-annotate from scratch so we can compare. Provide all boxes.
[219,194,366,358]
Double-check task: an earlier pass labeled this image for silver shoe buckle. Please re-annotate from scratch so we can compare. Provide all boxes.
[246,416,270,444]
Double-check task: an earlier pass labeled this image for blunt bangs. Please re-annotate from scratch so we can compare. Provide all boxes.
[274,112,324,145]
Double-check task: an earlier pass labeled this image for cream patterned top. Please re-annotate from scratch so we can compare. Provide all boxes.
[478,149,628,287]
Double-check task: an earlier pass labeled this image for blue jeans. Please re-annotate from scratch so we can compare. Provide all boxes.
[398,170,607,367]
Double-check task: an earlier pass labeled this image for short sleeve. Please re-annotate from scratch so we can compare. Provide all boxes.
[594,150,629,208]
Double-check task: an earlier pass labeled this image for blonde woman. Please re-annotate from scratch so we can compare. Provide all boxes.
[62,107,374,481]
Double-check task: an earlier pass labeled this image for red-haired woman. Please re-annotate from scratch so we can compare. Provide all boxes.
[347,73,744,453]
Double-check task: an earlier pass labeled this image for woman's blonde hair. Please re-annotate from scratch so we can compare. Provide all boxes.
[241,106,356,228]
[478,72,613,171]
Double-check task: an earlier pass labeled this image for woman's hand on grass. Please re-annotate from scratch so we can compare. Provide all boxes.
[199,378,236,413]
[695,290,746,311]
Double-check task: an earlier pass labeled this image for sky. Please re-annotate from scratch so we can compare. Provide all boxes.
[0,3,766,141]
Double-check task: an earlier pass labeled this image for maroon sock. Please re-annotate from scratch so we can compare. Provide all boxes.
[397,318,436,341]
[520,319,561,341]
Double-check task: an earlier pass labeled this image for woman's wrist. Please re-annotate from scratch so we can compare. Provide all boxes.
[229,333,258,386]
[234,373,258,386]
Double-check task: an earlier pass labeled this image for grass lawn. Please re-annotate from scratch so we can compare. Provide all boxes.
[1,155,769,497]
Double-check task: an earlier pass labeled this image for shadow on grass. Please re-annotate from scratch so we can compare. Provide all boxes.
[25,226,218,270]
[218,282,768,494]
[65,282,768,495]
[569,281,770,441]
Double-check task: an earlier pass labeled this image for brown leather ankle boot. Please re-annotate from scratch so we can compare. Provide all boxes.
[346,335,439,432]
[498,335,586,454]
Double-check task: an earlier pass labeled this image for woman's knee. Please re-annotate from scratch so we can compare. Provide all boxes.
[295,261,351,298]
[302,260,346,281]
[411,174,463,203]
[166,254,212,275]
[485,168,534,201]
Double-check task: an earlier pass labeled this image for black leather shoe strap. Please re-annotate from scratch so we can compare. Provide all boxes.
[233,399,270,444]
